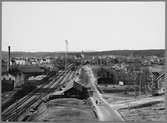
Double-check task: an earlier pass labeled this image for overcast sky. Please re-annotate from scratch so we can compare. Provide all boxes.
[2,2,165,52]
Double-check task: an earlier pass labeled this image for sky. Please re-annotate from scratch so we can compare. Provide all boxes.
[2,2,165,52]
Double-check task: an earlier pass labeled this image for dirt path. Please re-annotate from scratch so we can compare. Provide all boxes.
[84,65,124,121]
[106,95,164,110]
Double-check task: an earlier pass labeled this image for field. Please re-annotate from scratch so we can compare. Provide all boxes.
[118,102,165,121]
[29,98,97,121]
[102,92,165,121]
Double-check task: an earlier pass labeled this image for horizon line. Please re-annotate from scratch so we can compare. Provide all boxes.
[1,48,165,53]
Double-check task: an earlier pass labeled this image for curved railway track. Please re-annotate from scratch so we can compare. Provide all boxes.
[2,65,78,121]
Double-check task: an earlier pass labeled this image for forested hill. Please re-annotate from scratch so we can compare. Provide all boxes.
[84,49,165,57]
[1,49,165,58]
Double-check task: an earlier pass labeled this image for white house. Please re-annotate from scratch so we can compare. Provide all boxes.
[1,73,15,81]
[1,73,15,91]
[15,59,26,65]
[14,72,25,88]
[2,71,25,88]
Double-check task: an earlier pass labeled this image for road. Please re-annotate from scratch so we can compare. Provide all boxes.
[109,95,164,110]
[84,65,124,121]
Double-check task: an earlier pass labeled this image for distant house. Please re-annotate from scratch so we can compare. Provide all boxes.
[1,73,15,92]
[9,69,25,88]
[142,59,151,66]
[45,58,51,63]
[15,59,26,65]
[1,73,15,81]
[2,59,8,73]
[9,65,45,88]
[112,64,127,71]
[146,56,160,64]
[31,61,37,65]
[1,59,27,90]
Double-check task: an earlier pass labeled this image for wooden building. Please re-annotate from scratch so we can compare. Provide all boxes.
[1,73,15,92]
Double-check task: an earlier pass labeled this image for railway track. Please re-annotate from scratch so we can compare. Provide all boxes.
[1,65,77,121]
[2,72,65,121]
[1,71,65,118]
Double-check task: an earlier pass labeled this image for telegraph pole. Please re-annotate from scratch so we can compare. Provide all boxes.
[8,46,11,72]
[81,50,84,65]
[65,40,68,74]
[139,71,142,96]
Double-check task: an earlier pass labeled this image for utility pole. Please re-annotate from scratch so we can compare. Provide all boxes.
[133,68,137,99]
[81,50,83,65]
[8,46,11,72]
[139,71,142,96]
[65,40,68,74]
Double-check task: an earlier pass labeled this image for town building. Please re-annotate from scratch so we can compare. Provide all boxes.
[1,73,15,92]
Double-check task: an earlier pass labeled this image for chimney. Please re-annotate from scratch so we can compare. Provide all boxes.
[8,46,11,72]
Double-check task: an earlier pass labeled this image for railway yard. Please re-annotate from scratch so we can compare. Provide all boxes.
[1,64,166,122]
[1,65,78,121]
[1,2,166,122]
